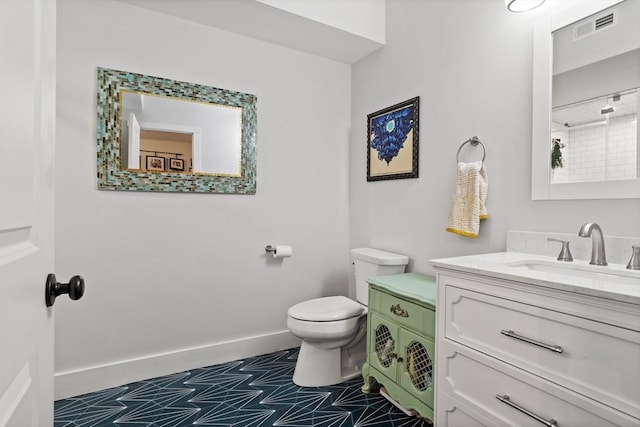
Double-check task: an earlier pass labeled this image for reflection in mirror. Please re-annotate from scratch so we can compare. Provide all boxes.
[120,91,242,176]
[550,1,639,186]
[97,67,257,193]
[531,0,640,200]
[551,87,638,184]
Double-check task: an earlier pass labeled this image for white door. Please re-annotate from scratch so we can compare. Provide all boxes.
[0,0,57,425]
[128,112,140,169]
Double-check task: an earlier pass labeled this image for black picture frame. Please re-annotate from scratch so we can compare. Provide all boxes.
[169,158,185,171]
[146,156,165,172]
[367,97,419,181]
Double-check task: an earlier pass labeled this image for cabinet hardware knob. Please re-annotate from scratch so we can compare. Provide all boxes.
[382,352,403,363]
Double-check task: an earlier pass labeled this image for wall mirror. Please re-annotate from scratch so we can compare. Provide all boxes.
[531,0,640,200]
[97,67,257,193]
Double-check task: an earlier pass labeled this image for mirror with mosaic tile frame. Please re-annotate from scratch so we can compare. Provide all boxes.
[96,67,257,193]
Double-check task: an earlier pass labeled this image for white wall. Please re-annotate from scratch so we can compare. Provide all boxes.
[552,49,640,108]
[561,115,637,182]
[350,0,640,275]
[258,0,386,44]
[552,0,640,75]
[55,0,351,398]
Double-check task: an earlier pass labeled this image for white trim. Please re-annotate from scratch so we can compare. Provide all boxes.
[127,112,140,169]
[637,88,640,179]
[0,363,32,427]
[53,330,300,400]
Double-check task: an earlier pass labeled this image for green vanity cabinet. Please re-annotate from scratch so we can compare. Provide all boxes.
[362,273,437,421]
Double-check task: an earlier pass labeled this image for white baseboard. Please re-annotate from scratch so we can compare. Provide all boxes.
[54,330,300,400]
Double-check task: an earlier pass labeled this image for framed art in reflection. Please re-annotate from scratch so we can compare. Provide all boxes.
[146,156,165,172]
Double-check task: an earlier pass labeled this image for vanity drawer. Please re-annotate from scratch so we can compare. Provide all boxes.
[436,392,496,427]
[444,285,640,418]
[369,288,435,338]
[438,340,638,427]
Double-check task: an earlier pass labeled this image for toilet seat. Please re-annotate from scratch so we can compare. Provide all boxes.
[288,296,364,322]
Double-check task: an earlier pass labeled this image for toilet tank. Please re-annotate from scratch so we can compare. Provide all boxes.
[351,248,409,306]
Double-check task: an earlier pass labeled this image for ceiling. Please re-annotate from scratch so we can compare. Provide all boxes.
[118,0,384,64]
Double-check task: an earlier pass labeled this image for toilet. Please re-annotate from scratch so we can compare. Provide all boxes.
[287,247,409,387]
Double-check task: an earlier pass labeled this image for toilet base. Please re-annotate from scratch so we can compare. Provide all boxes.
[292,340,365,387]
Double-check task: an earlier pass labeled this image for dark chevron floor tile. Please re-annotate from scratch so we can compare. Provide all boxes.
[55,348,432,427]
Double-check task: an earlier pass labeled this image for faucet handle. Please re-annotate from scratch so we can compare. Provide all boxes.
[547,238,573,262]
[627,246,640,270]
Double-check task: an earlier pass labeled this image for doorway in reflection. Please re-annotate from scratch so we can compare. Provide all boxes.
[138,130,193,173]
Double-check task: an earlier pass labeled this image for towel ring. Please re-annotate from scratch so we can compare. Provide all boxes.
[456,136,486,163]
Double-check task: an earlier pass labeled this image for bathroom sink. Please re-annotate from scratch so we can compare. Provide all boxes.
[507,260,640,286]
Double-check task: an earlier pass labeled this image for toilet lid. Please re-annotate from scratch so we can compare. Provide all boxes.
[288,296,364,322]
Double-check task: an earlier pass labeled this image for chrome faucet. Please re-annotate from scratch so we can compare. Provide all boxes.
[578,223,607,266]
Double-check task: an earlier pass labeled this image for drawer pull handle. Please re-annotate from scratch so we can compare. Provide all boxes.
[496,394,558,427]
[390,304,409,318]
[500,329,563,354]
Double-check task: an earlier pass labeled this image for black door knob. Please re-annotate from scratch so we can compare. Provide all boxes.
[45,274,85,307]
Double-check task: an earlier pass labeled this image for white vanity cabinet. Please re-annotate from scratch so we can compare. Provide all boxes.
[432,262,640,427]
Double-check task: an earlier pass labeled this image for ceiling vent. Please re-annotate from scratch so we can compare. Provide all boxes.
[573,9,618,41]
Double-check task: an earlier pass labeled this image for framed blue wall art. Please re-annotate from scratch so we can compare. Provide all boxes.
[367,97,419,181]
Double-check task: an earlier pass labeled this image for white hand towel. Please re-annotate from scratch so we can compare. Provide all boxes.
[446,160,488,238]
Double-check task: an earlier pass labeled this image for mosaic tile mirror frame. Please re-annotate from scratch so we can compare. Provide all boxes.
[96,67,257,193]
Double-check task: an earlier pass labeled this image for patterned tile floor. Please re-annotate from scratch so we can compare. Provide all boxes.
[54,348,432,427]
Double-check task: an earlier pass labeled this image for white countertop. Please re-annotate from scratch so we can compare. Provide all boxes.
[430,252,640,305]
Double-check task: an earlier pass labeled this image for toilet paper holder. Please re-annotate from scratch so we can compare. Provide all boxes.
[265,245,293,258]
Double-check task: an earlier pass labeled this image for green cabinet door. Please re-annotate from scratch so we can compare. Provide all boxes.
[399,327,435,405]
[368,311,400,383]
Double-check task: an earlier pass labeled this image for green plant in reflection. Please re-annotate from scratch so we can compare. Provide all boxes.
[551,138,564,169]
